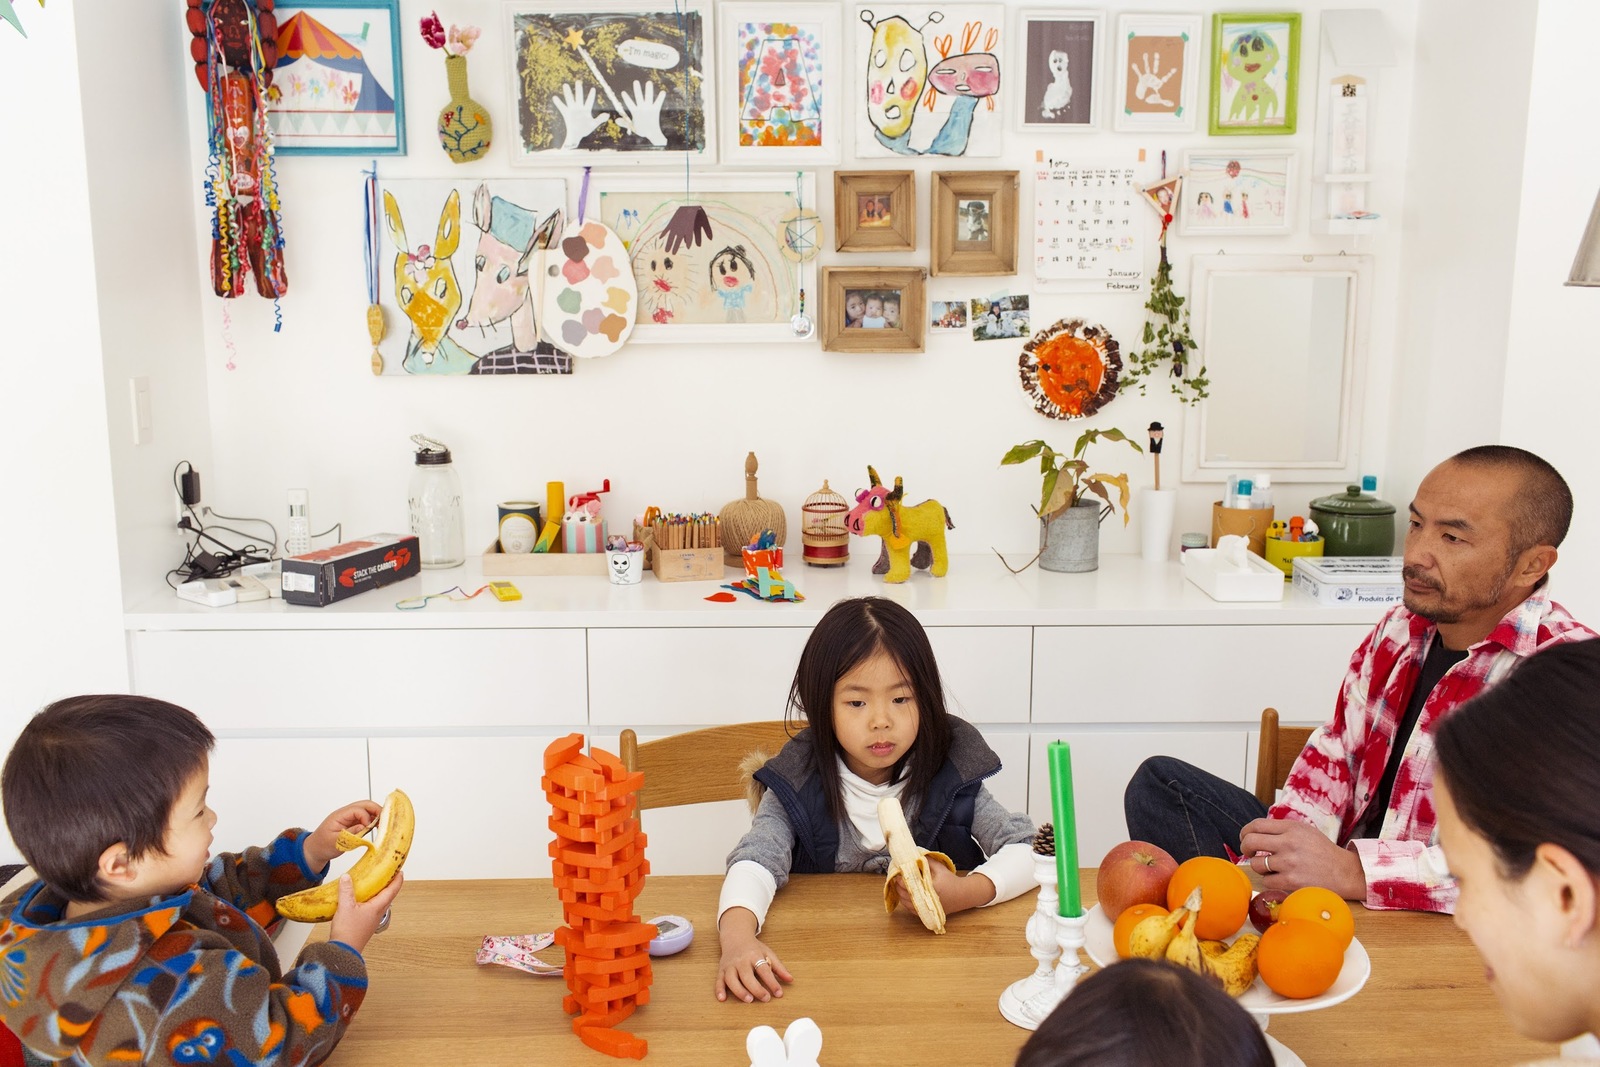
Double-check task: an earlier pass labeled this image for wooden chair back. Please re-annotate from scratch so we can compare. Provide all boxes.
[1254,707,1316,807]
[619,722,795,811]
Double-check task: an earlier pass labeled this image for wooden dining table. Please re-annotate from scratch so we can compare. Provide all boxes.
[322,874,1553,1067]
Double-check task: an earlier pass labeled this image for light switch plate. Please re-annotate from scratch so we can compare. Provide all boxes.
[129,376,152,445]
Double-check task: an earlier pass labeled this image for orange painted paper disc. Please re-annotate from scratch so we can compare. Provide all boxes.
[1018,318,1122,420]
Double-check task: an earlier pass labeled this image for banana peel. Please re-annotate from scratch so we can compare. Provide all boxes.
[1164,888,1205,973]
[1201,933,1261,997]
[276,789,414,922]
[1127,887,1196,960]
[878,796,957,934]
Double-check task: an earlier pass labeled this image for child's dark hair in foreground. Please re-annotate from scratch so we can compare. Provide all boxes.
[1015,958,1272,1067]
[0,694,402,1067]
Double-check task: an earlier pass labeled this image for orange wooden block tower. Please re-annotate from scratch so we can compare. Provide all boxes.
[542,733,655,1059]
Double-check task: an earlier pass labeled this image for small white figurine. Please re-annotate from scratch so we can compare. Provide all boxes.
[747,1017,823,1067]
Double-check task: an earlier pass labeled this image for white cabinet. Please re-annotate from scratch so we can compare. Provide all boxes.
[589,628,810,726]
[209,736,370,859]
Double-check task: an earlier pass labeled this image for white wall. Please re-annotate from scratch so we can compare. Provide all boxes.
[172,0,1419,580]
[1501,0,1600,623]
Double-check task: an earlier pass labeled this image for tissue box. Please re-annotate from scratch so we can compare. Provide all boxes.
[1292,556,1404,606]
[1181,548,1285,602]
[281,534,420,607]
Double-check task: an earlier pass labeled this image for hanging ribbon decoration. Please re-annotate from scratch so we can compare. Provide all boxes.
[782,171,818,339]
[365,160,385,374]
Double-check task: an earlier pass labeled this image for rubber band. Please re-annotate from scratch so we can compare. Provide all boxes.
[578,166,591,225]
[395,585,492,610]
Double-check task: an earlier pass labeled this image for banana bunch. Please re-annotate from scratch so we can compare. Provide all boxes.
[1125,886,1261,997]
[276,789,414,922]
[878,796,957,934]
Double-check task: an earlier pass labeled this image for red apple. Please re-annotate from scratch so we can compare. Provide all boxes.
[1095,840,1179,919]
[1248,889,1289,933]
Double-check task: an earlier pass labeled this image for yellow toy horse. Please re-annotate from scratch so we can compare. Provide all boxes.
[844,466,954,583]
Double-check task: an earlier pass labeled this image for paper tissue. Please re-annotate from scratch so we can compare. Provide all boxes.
[1181,535,1285,602]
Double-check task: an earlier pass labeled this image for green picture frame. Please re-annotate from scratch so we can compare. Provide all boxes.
[1208,12,1300,136]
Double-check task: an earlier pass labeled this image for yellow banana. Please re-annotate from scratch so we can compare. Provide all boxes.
[878,796,957,934]
[1127,893,1193,960]
[1201,933,1262,997]
[275,789,414,922]
[1164,888,1205,974]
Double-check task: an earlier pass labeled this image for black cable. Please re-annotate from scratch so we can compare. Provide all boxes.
[312,522,342,542]
[202,508,279,551]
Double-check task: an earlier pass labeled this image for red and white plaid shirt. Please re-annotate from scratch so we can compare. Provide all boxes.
[1269,585,1594,913]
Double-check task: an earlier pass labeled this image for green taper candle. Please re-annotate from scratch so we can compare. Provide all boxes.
[1048,740,1082,917]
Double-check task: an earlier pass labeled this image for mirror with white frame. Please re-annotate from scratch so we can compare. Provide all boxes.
[1182,253,1373,483]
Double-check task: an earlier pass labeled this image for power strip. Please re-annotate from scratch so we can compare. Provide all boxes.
[176,574,270,607]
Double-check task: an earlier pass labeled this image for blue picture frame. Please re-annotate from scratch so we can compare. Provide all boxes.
[267,0,407,156]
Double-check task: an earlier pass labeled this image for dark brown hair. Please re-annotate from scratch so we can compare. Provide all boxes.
[1434,639,1600,879]
[2,694,215,901]
[1448,445,1573,553]
[1015,958,1273,1067]
[787,597,952,827]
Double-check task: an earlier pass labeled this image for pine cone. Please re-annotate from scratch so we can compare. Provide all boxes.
[1032,823,1055,856]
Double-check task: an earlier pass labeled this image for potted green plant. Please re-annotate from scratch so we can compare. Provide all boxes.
[1000,428,1143,573]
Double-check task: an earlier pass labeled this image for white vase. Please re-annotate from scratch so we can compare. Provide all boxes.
[1139,488,1178,562]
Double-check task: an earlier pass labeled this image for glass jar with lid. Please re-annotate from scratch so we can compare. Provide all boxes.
[408,435,465,568]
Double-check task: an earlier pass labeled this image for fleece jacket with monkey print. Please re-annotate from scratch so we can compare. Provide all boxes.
[0,830,368,1066]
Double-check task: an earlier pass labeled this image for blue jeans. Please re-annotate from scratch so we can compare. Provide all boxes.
[1123,756,1268,862]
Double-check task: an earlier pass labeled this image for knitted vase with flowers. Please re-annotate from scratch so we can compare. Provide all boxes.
[420,11,491,163]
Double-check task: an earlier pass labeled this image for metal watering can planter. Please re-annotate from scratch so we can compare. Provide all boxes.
[1038,502,1106,573]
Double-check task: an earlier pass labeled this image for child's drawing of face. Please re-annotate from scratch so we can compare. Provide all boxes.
[1048,50,1069,80]
[929,52,1000,98]
[846,292,865,322]
[634,232,694,320]
[865,296,884,319]
[1198,192,1213,204]
[1224,31,1280,83]
[711,245,753,291]
[866,14,928,139]
[883,299,900,327]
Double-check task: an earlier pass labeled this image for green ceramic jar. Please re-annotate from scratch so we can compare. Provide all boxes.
[1308,485,1396,556]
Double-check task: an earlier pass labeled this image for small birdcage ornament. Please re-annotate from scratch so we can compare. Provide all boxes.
[801,480,850,567]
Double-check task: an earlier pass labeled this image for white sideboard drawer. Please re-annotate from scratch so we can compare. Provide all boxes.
[209,736,371,863]
[1027,729,1249,867]
[1030,625,1368,725]
[131,629,588,731]
[929,627,1032,723]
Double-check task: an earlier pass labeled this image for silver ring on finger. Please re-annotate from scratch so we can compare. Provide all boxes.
[753,957,768,968]
[1262,855,1273,875]
[376,906,392,933]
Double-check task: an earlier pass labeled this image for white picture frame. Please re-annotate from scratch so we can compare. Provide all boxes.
[505,0,717,165]
[1016,9,1103,132]
[1180,149,1296,237]
[719,3,843,165]
[1112,13,1202,132]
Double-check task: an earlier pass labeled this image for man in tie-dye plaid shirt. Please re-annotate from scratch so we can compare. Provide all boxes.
[1126,446,1594,913]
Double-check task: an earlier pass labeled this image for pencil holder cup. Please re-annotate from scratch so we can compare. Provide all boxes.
[1211,502,1275,558]
[607,550,644,586]
[1265,535,1324,579]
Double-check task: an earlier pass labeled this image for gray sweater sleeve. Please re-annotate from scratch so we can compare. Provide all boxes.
[725,788,797,891]
[969,785,1036,856]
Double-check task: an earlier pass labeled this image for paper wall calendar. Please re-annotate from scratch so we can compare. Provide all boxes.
[1033,159,1144,291]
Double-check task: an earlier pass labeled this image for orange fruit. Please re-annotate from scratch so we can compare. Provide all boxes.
[1279,886,1355,950]
[1258,917,1345,999]
[1166,856,1252,940]
[1112,903,1169,959]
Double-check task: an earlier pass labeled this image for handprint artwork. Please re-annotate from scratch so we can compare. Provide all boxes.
[510,7,712,158]
[1126,44,1181,111]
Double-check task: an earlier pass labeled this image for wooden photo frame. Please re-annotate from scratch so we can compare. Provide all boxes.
[506,1,717,164]
[834,171,915,252]
[1016,9,1102,132]
[822,266,926,352]
[1180,150,1295,236]
[268,0,407,155]
[931,171,1018,276]
[1209,12,1300,136]
[1113,13,1202,133]
[721,3,843,165]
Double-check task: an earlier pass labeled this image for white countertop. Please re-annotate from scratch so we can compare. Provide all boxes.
[126,552,1389,631]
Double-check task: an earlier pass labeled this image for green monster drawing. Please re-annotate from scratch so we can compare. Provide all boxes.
[1224,31,1280,123]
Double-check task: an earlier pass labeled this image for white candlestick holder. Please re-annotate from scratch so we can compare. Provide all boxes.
[999,852,1090,1030]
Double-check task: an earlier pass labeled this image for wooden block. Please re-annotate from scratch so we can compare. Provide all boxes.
[547,762,605,793]
[575,1023,647,1060]
[557,922,656,952]
[543,734,585,771]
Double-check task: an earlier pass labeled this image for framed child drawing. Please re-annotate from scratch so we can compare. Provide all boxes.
[1017,10,1101,132]
[1180,150,1295,236]
[506,1,717,163]
[1209,12,1300,136]
[268,0,406,154]
[1112,13,1201,133]
[721,4,843,165]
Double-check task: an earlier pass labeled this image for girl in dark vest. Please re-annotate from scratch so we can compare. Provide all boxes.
[714,597,1036,1003]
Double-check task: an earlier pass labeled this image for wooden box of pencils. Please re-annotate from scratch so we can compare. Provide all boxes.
[648,513,725,582]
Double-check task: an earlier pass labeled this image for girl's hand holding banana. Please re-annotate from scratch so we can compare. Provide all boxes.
[303,800,385,871]
[892,862,995,916]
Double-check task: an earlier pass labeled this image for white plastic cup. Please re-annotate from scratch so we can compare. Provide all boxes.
[1140,488,1178,562]
[607,550,644,585]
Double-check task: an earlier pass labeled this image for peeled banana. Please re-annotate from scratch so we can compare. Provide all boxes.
[878,796,957,934]
[276,789,414,922]
[1163,890,1205,973]
[1127,888,1196,959]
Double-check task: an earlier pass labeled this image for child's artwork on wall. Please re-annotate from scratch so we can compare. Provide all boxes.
[269,1,406,155]
[1113,13,1201,133]
[376,178,575,375]
[1017,10,1099,132]
[853,4,1005,158]
[597,174,816,343]
[1208,12,1299,136]
[723,3,842,164]
[507,3,716,163]
[1180,150,1294,236]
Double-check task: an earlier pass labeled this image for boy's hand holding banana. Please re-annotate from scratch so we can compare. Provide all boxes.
[302,799,385,871]
[276,789,414,924]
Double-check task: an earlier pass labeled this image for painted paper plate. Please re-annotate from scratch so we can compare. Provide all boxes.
[1019,318,1121,420]
[538,220,637,358]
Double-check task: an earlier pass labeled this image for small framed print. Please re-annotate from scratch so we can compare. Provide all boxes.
[822,267,927,352]
[932,171,1018,276]
[834,171,916,252]
[721,3,843,165]
[1017,10,1103,132]
[1180,149,1295,236]
[268,0,407,155]
[1113,13,1202,133]
[1209,12,1300,136]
